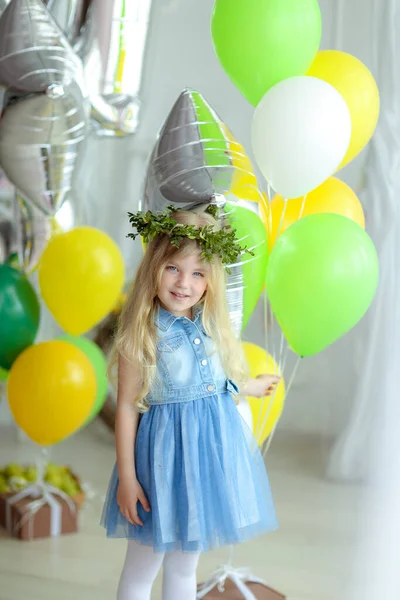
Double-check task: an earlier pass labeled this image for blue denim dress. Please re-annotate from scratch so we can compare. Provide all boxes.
[101,306,278,553]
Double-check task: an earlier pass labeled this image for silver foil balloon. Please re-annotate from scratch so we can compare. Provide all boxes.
[0,83,88,215]
[0,174,15,263]
[13,192,53,271]
[0,191,51,270]
[0,0,84,94]
[44,0,91,45]
[0,212,14,265]
[82,0,152,137]
[141,88,267,336]
[142,89,263,211]
[0,0,10,14]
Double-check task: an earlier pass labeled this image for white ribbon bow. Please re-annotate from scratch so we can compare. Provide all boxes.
[6,476,76,539]
[196,564,268,600]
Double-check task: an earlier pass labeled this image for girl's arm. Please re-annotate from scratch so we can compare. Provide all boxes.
[115,354,150,526]
[240,374,281,398]
[115,354,141,483]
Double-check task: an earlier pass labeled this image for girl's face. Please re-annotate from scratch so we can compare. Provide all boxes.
[158,250,209,318]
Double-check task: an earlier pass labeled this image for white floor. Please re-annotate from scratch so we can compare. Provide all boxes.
[0,422,364,600]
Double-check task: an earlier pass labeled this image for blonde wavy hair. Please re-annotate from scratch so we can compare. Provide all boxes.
[110,209,248,410]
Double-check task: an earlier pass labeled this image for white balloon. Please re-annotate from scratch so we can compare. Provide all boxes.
[237,397,253,432]
[251,76,352,199]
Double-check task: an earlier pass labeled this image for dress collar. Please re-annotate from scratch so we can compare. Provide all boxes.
[156,303,203,332]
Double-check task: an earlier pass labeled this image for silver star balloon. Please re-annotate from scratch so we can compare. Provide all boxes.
[0,0,84,94]
[0,83,88,215]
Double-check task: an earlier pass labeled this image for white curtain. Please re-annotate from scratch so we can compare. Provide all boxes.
[327,0,400,483]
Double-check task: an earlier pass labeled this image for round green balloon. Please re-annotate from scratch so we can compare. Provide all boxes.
[211,0,322,106]
[58,335,108,424]
[266,214,379,357]
[0,265,40,370]
[226,202,269,330]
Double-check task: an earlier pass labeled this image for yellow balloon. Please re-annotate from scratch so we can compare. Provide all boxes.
[269,176,365,250]
[242,342,285,445]
[39,227,125,335]
[307,50,380,169]
[8,341,96,446]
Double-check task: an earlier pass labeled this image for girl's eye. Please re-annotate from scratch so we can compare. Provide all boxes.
[166,265,178,272]
[193,272,204,278]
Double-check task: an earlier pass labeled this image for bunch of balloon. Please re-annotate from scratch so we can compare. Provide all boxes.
[212,0,380,449]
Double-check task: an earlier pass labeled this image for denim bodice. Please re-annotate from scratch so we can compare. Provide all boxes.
[146,306,238,405]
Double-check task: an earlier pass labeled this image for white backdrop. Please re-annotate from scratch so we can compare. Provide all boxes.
[0,0,393,440]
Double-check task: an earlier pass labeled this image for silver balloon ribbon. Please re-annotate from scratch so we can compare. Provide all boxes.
[84,0,153,137]
[0,83,88,215]
[0,0,85,95]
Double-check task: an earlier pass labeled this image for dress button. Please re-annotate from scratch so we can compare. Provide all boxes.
[207,384,215,392]
[201,359,207,366]
[194,338,201,345]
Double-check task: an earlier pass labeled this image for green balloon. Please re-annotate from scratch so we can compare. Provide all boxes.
[266,214,379,357]
[0,265,40,370]
[211,0,322,106]
[58,335,108,424]
[226,202,269,330]
[0,367,8,382]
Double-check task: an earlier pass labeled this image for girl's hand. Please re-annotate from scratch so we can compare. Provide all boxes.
[117,478,151,526]
[252,374,281,398]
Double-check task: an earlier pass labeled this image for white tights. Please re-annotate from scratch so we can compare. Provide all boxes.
[117,540,200,600]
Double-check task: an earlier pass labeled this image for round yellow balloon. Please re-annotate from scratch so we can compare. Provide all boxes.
[242,342,285,445]
[307,50,380,169]
[7,341,97,446]
[38,227,125,335]
[269,177,365,250]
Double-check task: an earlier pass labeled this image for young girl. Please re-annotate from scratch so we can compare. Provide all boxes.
[101,207,279,600]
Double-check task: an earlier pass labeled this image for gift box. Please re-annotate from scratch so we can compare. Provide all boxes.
[197,566,285,600]
[0,463,85,541]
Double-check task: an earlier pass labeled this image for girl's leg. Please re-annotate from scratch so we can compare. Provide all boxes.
[162,551,201,600]
[117,540,165,600]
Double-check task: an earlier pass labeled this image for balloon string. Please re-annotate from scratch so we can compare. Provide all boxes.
[277,198,288,239]
[262,356,301,458]
[299,193,308,219]
[269,198,288,367]
[255,345,290,449]
[254,387,276,450]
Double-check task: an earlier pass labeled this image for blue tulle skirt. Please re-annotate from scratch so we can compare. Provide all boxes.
[101,393,278,553]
